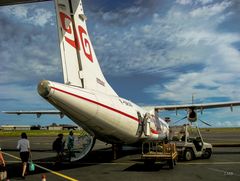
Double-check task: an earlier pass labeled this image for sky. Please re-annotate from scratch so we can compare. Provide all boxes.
[0,0,240,127]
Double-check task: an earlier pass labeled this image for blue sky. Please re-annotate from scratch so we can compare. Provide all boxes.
[0,0,240,127]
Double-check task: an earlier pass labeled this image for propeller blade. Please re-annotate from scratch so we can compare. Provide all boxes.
[173,116,187,125]
[199,118,211,126]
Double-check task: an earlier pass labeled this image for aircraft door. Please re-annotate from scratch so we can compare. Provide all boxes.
[136,111,144,137]
[144,119,151,136]
[143,113,151,136]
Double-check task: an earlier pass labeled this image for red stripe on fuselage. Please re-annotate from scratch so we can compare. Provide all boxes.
[150,128,159,134]
[51,87,139,122]
[51,87,159,135]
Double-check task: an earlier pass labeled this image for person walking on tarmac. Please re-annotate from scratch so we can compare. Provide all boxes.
[52,133,65,164]
[17,132,31,179]
[0,147,7,181]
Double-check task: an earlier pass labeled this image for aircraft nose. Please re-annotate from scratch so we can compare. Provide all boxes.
[38,80,51,98]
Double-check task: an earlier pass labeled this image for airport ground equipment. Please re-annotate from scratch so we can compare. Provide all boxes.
[141,141,178,169]
[41,174,47,181]
[170,124,212,161]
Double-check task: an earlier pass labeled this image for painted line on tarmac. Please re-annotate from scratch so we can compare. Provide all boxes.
[3,152,21,160]
[178,162,240,165]
[2,151,79,181]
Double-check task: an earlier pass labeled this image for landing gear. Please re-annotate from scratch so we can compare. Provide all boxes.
[112,144,122,160]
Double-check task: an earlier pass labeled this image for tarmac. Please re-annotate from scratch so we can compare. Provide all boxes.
[0,134,240,181]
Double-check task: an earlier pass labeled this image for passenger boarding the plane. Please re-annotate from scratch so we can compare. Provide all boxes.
[0,147,7,181]
[67,131,75,159]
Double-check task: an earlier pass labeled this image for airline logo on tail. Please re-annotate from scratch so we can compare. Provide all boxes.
[59,11,93,62]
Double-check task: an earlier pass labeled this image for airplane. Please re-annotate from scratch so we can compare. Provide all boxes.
[1,0,240,161]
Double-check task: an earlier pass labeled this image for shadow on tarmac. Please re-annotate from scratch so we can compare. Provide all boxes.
[6,145,240,179]
[6,146,142,179]
[123,163,170,172]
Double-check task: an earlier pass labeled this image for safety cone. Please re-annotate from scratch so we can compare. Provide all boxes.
[41,174,46,181]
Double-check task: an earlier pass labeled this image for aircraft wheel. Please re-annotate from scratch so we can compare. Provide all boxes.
[184,148,194,161]
[174,159,177,165]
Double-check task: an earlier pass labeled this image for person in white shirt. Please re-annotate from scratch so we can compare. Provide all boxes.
[67,131,74,157]
[17,132,31,179]
[0,147,7,180]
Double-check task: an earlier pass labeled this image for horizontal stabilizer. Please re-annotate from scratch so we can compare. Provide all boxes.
[2,110,64,118]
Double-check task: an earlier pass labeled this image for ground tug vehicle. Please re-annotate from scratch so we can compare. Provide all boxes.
[170,124,212,161]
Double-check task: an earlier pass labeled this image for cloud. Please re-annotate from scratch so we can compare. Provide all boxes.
[0,98,19,102]
[0,3,61,86]
[190,1,232,18]
[0,0,239,127]
[28,8,54,26]
[196,0,214,5]
[0,84,39,105]
[0,5,28,18]
[86,0,161,26]
[87,0,240,106]
[0,3,54,27]
[215,120,240,127]
[92,0,239,80]
[176,0,193,5]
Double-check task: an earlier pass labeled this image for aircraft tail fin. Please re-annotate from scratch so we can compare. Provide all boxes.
[54,0,117,96]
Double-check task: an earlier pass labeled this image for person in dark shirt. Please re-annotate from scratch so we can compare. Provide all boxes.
[53,134,65,164]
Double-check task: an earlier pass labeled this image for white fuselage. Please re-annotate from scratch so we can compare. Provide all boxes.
[38,80,169,144]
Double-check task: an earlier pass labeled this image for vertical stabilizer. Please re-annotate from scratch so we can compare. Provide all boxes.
[55,0,117,96]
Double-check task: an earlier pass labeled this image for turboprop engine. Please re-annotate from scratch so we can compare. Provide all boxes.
[187,108,197,122]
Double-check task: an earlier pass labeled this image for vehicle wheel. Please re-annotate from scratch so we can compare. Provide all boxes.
[168,159,174,169]
[174,159,177,165]
[184,149,194,161]
[202,149,212,159]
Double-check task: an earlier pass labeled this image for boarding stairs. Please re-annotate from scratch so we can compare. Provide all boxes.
[68,131,95,162]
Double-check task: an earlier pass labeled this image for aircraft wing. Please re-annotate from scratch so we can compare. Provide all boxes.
[153,101,240,111]
[0,0,50,6]
[2,110,64,118]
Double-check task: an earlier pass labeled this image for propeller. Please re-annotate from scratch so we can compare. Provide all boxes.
[198,118,212,127]
[173,116,187,125]
[172,115,211,127]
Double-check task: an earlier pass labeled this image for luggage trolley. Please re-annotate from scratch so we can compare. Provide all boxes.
[141,141,178,169]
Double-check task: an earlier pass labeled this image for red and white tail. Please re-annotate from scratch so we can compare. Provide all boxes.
[54,0,117,96]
